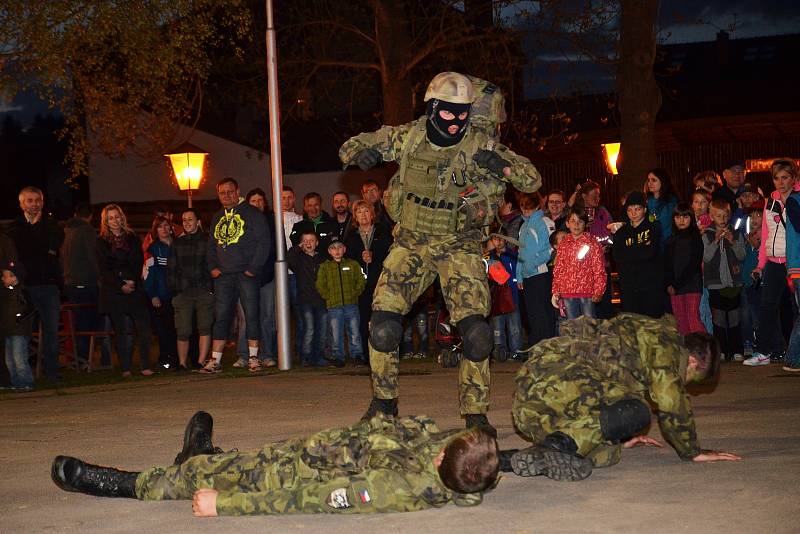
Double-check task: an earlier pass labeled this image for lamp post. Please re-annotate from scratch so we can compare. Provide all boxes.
[602,142,621,175]
[165,142,208,208]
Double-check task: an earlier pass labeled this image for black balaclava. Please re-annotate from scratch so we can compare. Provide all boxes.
[425,98,471,148]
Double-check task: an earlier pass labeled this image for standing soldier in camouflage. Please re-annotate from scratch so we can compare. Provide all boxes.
[339,72,541,432]
[52,413,499,516]
[501,314,741,481]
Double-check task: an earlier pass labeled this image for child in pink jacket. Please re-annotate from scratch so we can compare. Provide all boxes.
[552,208,607,319]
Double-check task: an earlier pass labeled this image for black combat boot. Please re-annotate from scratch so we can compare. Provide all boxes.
[174,411,223,465]
[361,397,398,421]
[51,456,138,498]
[465,413,498,438]
[509,431,592,481]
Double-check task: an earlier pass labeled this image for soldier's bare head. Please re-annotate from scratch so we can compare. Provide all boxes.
[684,331,720,383]
[438,427,499,494]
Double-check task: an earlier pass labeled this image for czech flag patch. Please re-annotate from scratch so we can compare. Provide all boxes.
[358,488,371,504]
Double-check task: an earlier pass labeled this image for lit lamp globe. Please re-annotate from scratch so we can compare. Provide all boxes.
[601,142,621,175]
[165,142,208,207]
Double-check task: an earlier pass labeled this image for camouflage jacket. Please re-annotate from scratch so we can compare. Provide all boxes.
[339,118,541,236]
[518,314,701,460]
[215,415,484,515]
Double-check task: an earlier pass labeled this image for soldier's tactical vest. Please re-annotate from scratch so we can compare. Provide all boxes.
[385,119,505,236]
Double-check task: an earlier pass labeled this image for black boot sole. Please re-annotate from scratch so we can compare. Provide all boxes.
[510,446,592,481]
[52,455,80,492]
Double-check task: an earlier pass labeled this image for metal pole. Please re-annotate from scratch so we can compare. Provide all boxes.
[187,189,193,209]
[266,0,291,370]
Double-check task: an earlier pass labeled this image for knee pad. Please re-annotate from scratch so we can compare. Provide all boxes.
[369,311,403,352]
[599,398,651,443]
[457,315,492,362]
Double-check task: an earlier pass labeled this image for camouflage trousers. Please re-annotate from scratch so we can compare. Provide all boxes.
[512,356,644,468]
[371,229,491,415]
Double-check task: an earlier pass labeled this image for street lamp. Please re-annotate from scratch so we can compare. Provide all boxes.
[165,142,208,208]
[602,142,621,175]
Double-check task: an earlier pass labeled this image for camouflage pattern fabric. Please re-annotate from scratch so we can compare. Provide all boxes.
[512,314,702,464]
[369,228,490,414]
[136,415,483,515]
[340,101,542,418]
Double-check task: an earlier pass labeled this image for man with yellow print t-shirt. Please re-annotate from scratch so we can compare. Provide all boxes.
[202,178,269,374]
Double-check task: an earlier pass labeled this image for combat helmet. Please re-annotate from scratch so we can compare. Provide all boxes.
[424,72,476,104]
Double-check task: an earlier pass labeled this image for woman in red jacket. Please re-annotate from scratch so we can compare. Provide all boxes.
[551,208,606,319]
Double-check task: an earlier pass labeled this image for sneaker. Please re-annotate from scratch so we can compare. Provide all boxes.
[247,357,261,372]
[232,358,247,368]
[782,365,800,372]
[262,359,277,368]
[731,353,744,362]
[197,360,222,374]
[742,352,770,366]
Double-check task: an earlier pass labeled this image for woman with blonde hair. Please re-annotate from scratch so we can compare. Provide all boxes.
[97,204,153,377]
[345,199,393,363]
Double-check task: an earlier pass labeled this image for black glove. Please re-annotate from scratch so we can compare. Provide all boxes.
[355,148,382,171]
[473,149,510,176]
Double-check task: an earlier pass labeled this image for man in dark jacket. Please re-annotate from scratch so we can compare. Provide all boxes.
[9,186,64,381]
[204,178,269,374]
[169,209,214,370]
[289,192,338,253]
[61,202,110,369]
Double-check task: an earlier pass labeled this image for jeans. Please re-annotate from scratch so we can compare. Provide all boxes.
[5,335,34,388]
[785,280,800,368]
[108,292,152,372]
[328,304,363,363]
[756,261,787,355]
[564,298,596,320]
[289,274,303,358]
[148,297,177,368]
[297,303,327,365]
[491,310,523,352]
[700,287,713,333]
[63,285,113,366]
[27,284,61,380]
[401,310,429,354]
[740,285,761,348]
[523,273,555,346]
[236,282,276,362]
[212,273,260,342]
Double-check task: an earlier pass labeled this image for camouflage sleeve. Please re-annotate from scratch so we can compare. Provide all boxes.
[338,121,416,168]
[641,324,702,460]
[214,470,438,515]
[489,142,542,194]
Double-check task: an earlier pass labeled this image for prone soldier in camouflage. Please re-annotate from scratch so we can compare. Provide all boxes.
[339,72,541,432]
[499,314,741,482]
[51,412,499,516]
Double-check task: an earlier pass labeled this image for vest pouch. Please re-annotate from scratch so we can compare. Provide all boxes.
[384,172,404,222]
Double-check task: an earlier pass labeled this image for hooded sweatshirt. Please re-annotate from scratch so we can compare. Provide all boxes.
[208,200,269,276]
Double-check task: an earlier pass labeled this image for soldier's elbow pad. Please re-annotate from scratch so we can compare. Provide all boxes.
[457,315,492,362]
[599,398,651,443]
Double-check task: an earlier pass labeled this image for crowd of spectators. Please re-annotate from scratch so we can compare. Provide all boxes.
[484,160,800,374]
[2,158,800,392]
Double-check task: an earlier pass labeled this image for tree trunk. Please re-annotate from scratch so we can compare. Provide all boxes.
[616,0,661,195]
[374,0,413,125]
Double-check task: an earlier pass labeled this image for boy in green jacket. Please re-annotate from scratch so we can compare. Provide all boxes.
[316,240,367,367]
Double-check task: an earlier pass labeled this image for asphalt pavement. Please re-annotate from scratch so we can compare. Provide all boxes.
[1,360,797,533]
